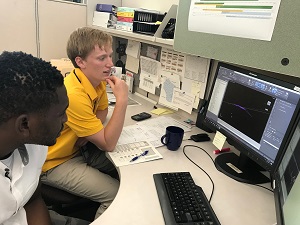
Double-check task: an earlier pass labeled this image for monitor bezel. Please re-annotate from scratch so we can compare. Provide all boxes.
[202,62,300,174]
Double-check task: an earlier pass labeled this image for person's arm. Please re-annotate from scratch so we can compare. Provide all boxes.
[24,181,52,225]
[86,76,128,152]
[74,109,108,148]
[96,108,108,123]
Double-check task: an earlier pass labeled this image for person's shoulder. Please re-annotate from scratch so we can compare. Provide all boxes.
[65,75,85,93]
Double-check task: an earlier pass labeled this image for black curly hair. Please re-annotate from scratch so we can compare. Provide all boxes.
[0,51,64,125]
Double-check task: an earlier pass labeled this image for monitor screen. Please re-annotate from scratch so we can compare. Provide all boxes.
[274,114,300,225]
[202,62,300,184]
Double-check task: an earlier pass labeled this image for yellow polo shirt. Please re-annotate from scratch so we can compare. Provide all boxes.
[42,68,108,172]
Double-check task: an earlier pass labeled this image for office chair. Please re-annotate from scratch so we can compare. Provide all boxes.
[41,183,99,221]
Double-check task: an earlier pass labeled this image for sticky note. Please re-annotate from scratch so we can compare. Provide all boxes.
[212,131,227,150]
[151,108,173,115]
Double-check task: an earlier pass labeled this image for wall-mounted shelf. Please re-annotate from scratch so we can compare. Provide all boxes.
[91,26,174,48]
[90,4,178,49]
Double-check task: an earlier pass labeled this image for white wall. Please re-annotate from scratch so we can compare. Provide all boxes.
[0,0,87,61]
[38,0,86,60]
[0,0,37,56]
[121,0,179,13]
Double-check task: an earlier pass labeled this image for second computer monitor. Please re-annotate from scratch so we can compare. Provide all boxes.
[202,62,300,184]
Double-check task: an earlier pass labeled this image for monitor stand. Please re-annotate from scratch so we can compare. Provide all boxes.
[215,152,270,184]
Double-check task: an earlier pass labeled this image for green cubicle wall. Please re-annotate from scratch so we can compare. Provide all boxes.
[174,0,300,77]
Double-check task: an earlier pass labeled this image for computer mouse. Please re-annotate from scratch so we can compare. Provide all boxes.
[190,133,210,142]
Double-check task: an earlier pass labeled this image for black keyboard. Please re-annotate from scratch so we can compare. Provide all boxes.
[153,172,221,225]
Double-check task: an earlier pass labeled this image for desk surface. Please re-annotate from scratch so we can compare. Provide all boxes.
[91,93,276,225]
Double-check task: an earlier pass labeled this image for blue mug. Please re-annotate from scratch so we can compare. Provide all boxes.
[161,126,184,151]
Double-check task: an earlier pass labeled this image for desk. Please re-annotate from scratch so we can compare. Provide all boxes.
[91,93,276,225]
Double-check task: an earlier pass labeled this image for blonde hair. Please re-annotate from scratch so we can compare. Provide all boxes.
[67,27,113,68]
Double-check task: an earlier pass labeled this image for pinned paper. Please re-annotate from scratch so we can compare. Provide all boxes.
[212,131,227,150]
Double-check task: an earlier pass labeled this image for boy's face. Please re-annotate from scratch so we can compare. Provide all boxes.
[29,85,69,146]
[79,44,114,84]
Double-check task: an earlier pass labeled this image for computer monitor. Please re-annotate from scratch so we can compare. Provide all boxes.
[201,62,300,184]
[273,113,300,225]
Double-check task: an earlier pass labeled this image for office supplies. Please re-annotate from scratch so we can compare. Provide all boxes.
[125,70,134,93]
[153,172,221,225]
[108,140,162,167]
[133,9,165,36]
[161,18,176,39]
[130,150,149,162]
[109,66,116,76]
[151,108,173,115]
[213,148,230,154]
[92,11,117,28]
[96,4,117,15]
[131,112,152,121]
[96,4,117,14]
[190,133,210,142]
[116,21,133,32]
[201,62,300,184]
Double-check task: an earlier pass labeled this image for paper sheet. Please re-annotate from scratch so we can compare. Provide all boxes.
[158,72,180,110]
[160,48,186,79]
[172,88,195,114]
[126,40,141,58]
[108,140,163,167]
[125,55,139,74]
[188,0,282,41]
[117,116,192,148]
[184,55,210,83]
[139,56,161,94]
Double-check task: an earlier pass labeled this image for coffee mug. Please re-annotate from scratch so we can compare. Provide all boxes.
[161,126,184,151]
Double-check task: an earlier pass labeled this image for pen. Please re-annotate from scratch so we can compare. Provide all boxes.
[213,148,230,154]
[130,150,149,162]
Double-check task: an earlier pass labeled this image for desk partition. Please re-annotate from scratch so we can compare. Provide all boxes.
[174,0,300,77]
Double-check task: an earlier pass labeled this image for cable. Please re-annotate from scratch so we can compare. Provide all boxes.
[183,145,274,197]
[183,144,215,202]
[252,184,273,193]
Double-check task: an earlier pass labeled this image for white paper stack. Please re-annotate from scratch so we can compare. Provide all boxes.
[92,11,117,29]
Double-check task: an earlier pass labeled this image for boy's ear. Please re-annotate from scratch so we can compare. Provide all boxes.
[15,115,30,138]
[75,56,85,69]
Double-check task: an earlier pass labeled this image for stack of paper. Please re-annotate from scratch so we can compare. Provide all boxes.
[93,11,117,29]
[117,116,192,147]
[108,140,163,167]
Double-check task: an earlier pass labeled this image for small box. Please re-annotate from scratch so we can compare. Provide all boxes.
[117,16,134,23]
[117,7,135,12]
[117,11,134,18]
[116,21,133,32]
[96,4,117,14]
